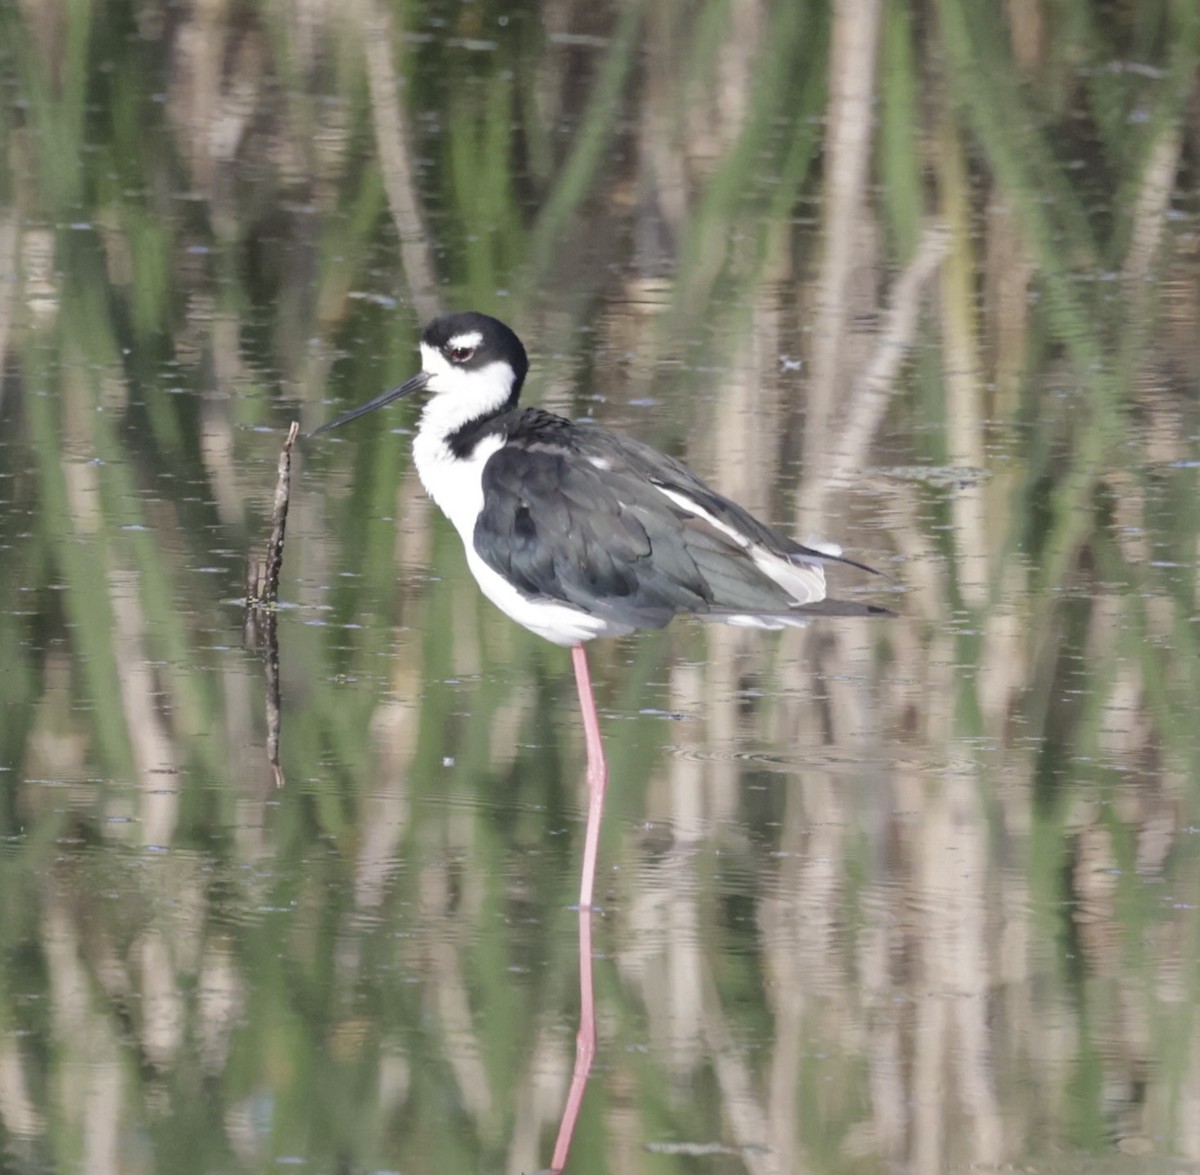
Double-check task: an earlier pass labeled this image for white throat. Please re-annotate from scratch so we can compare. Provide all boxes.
[413,342,515,449]
[411,342,516,541]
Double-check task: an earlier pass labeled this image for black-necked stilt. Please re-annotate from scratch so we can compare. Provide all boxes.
[312,311,889,910]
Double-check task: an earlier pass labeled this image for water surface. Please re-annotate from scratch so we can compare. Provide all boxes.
[1,2,1199,1173]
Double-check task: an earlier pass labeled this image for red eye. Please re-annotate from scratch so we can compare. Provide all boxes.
[448,345,474,363]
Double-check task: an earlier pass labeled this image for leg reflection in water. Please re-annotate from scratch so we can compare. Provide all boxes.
[541,905,596,1174]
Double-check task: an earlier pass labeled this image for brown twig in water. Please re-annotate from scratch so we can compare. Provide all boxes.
[246,421,301,609]
[264,422,301,604]
[246,422,300,787]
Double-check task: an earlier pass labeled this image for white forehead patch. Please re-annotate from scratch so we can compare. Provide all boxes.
[447,330,483,351]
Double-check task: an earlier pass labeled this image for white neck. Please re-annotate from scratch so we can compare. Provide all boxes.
[411,343,516,540]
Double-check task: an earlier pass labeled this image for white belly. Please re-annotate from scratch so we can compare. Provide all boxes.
[413,428,616,646]
[464,546,619,645]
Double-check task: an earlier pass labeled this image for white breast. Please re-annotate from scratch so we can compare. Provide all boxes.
[412,423,504,543]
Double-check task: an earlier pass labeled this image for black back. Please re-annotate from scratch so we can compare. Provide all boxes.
[472,409,879,628]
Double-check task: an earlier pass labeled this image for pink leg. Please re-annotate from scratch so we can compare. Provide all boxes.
[570,643,608,912]
[548,905,595,1173]
[544,645,606,1173]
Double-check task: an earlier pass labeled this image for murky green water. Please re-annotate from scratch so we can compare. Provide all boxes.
[2,1,1199,1172]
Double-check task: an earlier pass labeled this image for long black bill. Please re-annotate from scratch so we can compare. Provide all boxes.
[307,371,430,438]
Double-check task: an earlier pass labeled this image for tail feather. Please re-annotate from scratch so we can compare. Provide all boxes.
[702,598,895,625]
[790,597,895,618]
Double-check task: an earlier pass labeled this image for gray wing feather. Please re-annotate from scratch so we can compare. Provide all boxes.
[474,429,857,630]
[587,431,880,574]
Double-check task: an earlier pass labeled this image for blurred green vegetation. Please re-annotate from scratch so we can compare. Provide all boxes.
[0,0,1198,1171]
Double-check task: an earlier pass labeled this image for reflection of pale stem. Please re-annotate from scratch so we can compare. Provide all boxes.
[1033,126,1181,602]
[803,0,882,474]
[1122,127,1182,296]
[358,0,441,323]
[549,907,596,1174]
[940,120,989,608]
[431,938,495,1122]
[800,223,949,529]
[0,1037,42,1137]
[109,569,179,845]
[702,964,783,1175]
[0,212,17,416]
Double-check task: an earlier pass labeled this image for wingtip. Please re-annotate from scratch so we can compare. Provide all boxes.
[787,541,891,581]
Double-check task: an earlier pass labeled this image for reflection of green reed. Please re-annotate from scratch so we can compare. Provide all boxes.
[1,0,1199,1170]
